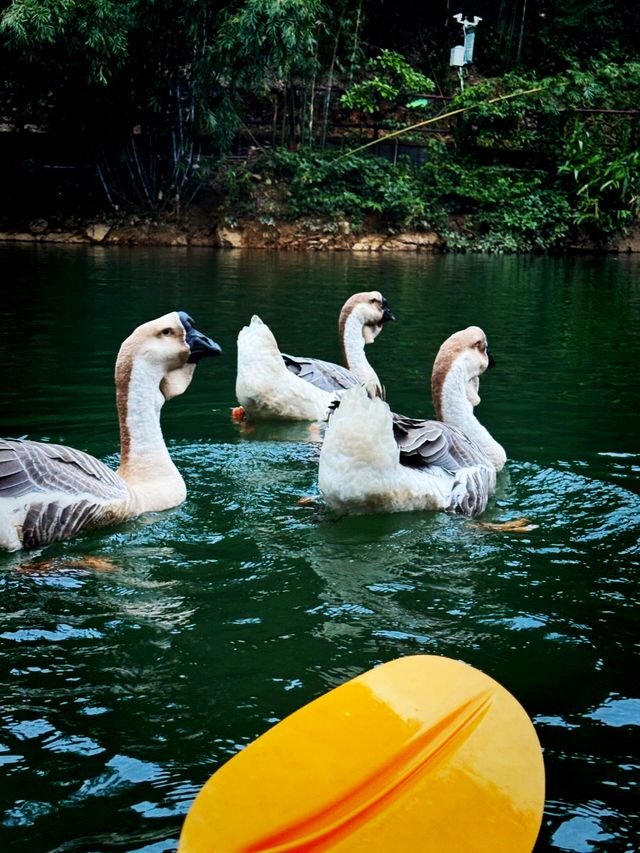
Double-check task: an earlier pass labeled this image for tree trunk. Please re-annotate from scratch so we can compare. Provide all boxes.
[322,16,343,149]
[288,80,297,150]
[349,0,362,82]
[308,72,316,148]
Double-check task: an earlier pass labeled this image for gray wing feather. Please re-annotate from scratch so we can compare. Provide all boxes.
[0,438,126,499]
[392,415,486,471]
[0,438,130,548]
[22,498,105,549]
[391,415,495,517]
[281,353,359,392]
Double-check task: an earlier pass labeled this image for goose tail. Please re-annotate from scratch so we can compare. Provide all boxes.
[236,315,287,403]
[237,315,279,353]
[319,385,399,511]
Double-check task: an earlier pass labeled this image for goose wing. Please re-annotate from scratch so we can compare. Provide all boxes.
[0,438,129,547]
[392,415,496,517]
[281,353,359,392]
[392,415,485,470]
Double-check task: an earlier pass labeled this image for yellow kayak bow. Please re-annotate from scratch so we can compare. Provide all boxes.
[179,655,545,852]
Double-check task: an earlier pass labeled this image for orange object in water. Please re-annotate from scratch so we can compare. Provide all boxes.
[231,406,246,422]
[179,655,545,852]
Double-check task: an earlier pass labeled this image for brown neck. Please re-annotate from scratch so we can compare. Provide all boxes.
[431,350,457,421]
[115,355,133,469]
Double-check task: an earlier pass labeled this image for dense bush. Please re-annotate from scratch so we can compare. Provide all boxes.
[340,50,434,115]
[418,160,571,252]
[220,149,423,228]
[219,147,572,252]
[451,62,640,241]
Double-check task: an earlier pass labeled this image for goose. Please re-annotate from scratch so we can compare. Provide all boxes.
[234,291,395,421]
[318,326,506,517]
[0,311,221,551]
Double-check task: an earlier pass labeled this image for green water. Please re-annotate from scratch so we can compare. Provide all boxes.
[0,245,638,852]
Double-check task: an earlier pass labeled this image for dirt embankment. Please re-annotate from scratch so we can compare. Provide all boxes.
[0,214,446,251]
[1,211,639,253]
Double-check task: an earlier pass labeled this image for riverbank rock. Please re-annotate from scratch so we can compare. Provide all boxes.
[352,234,389,251]
[105,222,187,246]
[85,222,111,243]
[0,230,88,243]
[609,224,640,253]
[213,220,445,252]
[382,231,443,251]
[0,212,637,253]
[217,227,244,248]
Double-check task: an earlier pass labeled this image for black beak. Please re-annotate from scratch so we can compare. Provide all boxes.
[381,296,396,323]
[487,348,496,368]
[178,311,222,363]
[187,329,222,363]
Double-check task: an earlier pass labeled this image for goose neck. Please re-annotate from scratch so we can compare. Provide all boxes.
[436,363,506,471]
[116,358,181,488]
[341,313,380,385]
[435,362,473,424]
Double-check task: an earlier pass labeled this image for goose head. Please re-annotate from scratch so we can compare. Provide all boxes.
[431,326,494,417]
[116,311,221,401]
[339,291,395,345]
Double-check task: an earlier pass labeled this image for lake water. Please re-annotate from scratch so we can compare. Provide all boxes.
[0,245,638,852]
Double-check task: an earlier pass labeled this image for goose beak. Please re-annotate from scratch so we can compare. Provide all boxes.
[187,328,222,363]
[177,310,222,363]
[381,296,395,323]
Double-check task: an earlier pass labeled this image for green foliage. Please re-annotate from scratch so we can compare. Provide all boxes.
[453,61,640,116]
[0,0,133,85]
[216,0,322,92]
[418,160,571,252]
[219,147,572,252]
[220,148,427,227]
[449,60,640,240]
[0,0,235,210]
[533,1,634,72]
[340,50,433,114]
[559,122,640,237]
[0,0,637,248]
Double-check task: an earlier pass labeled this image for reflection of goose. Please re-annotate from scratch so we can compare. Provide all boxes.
[318,326,506,518]
[234,291,394,421]
[0,312,221,551]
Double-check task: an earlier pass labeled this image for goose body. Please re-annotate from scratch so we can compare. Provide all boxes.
[235,291,394,421]
[318,327,505,518]
[0,311,221,551]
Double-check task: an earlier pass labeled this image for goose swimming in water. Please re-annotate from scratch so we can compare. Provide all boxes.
[0,311,221,551]
[234,291,395,422]
[318,326,506,517]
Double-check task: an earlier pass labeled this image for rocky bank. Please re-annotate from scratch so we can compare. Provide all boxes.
[1,215,639,253]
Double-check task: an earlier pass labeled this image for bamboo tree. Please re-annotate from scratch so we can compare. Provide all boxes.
[216,0,322,150]
[321,12,342,149]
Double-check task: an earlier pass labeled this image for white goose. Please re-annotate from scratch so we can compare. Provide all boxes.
[0,311,221,551]
[234,291,395,421]
[318,326,506,517]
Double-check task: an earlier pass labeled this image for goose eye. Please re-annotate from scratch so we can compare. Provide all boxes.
[161,328,173,336]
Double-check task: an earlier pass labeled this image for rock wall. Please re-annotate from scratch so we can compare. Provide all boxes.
[1,217,639,253]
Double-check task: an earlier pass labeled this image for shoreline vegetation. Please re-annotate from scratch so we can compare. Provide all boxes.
[1,2,638,254]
